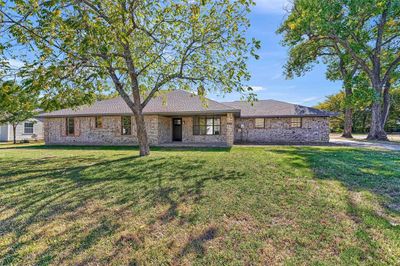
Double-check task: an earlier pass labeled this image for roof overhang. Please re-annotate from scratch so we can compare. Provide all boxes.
[239,114,337,118]
[36,109,240,118]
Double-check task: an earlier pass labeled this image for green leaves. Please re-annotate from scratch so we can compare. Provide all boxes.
[2,0,259,106]
[0,80,39,125]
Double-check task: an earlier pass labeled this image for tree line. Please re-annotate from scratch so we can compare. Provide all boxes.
[315,87,400,134]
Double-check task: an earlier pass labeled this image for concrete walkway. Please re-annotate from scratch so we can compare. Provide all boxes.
[156,142,229,148]
[330,135,400,151]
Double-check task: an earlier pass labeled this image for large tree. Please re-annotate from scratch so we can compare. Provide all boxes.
[325,48,358,138]
[278,35,359,138]
[0,80,39,144]
[278,0,400,140]
[0,0,259,156]
[315,87,376,133]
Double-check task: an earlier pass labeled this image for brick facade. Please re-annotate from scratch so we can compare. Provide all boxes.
[44,115,161,145]
[44,114,235,146]
[44,115,329,146]
[234,117,329,143]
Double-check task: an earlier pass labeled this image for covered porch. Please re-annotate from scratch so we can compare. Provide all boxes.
[156,113,235,147]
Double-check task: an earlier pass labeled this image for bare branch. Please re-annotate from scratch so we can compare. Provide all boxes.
[382,55,400,85]
[330,35,374,79]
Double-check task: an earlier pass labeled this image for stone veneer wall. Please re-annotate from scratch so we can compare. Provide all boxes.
[234,117,330,143]
[226,113,235,146]
[158,116,172,144]
[44,115,161,145]
[44,114,235,146]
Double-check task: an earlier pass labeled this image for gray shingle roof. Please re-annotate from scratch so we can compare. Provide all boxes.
[223,100,336,118]
[38,90,335,118]
[38,90,239,117]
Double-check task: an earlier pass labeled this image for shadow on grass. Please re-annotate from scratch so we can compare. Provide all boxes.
[0,144,232,153]
[177,227,218,259]
[270,147,400,213]
[0,151,243,265]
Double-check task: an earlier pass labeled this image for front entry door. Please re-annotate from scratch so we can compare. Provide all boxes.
[172,118,182,141]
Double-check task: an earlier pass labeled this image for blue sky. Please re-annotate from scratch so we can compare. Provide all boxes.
[5,0,342,107]
[211,0,342,106]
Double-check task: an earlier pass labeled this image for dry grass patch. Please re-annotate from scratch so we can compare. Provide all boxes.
[0,145,399,265]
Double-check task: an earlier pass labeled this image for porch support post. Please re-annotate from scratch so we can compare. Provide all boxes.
[226,113,235,146]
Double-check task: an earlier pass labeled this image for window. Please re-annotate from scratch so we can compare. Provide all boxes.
[290,117,302,128]
[255,118,265,128]
[66,117,75,135]
[121,116,132,135]
[95,116,103,128]
[24,122,34,134]
[174,119,181,125]
[193,116,220,135]
[265,118,272,129]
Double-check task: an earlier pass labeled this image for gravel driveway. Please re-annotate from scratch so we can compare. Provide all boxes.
[330,134,400,151]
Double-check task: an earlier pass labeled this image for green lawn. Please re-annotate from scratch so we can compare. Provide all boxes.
[0,144,399,265]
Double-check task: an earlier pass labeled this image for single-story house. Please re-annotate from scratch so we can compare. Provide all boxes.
[37,90,335,146]
[0,119,44,142]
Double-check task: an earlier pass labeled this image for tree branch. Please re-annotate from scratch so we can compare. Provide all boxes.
[330,35,374,79]
[382,55,400,85]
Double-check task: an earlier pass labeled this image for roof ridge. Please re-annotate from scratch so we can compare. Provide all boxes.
[173,90,241,110]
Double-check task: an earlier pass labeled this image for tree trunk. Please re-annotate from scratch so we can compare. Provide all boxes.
[130,82,150,156]
[342,83,353,138]
[133,109,150,156]
[367,99,388,141]
[120,43,151,157]
[381,81,391,128]
[12,124,17,144]
[362,111,368,133]
[342,108,353,138]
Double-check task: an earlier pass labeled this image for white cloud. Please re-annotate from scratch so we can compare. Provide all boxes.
[7,59,25,69]
[247,86,265,92]
[271,73,282,80]
[302,96,319,102]
[254,0,292,14]
[290,96,322,105]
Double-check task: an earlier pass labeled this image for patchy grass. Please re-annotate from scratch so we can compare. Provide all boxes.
[0,145,399,265]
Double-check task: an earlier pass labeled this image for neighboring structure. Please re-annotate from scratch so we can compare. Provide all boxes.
[0,119,44,142]
[38,90,335,146]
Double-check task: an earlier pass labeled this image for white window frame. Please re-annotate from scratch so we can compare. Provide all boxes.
[24,122,34,134]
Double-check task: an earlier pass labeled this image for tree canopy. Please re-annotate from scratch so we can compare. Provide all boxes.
[0,80,39,143]
[1,0,259,155]
[278,0,400,140]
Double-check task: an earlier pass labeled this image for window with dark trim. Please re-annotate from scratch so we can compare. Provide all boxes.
[95,116,103,128]
[290,117,302,128]
[121,116,132,135]
[24,122,34,134]
[66,117,75,135]
[265,118,272,129]
[255,118,265,128]
[193,116,220,135]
